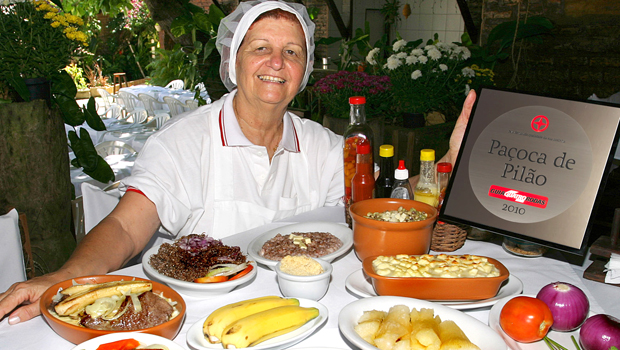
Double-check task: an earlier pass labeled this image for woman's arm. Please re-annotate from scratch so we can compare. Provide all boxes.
[408,90,477,188]
[0,191,161,324]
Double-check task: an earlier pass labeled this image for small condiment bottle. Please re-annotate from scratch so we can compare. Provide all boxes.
[413,149,438,207]
[351,140,375,203]
[375,144,395,198]
[436,162,452,210]
[390,160,413,199]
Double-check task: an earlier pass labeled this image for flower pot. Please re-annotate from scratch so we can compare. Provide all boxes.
[75,89,90,99]
[402,112,425,128]
[24,77,51,104]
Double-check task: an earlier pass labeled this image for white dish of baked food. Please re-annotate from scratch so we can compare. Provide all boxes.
[247,221,353,270]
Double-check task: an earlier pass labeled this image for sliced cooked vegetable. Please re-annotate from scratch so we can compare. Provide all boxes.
[206,263,248,277]
[96,338,140,350]
[536,282,589,331]
[194,275,229,283]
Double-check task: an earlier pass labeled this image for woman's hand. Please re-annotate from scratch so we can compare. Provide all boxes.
[445,89,477,167]
[0,271,69,324]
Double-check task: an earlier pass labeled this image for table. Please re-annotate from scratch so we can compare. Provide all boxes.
[2,206,619,349]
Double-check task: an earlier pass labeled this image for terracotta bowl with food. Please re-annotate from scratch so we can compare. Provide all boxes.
[362,254,510,300]
[349,198,437,261]
[40,275,186,344]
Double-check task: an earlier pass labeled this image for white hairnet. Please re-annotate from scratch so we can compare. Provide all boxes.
[216,0,315,93]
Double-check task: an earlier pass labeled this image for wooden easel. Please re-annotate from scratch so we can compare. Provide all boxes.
[583,208,620,286]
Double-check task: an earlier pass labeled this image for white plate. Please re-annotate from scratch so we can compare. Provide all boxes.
[142,244,257,298]
[70,332,185,350]
[339,296,507,350]
[489,294,587,350]
[345,269,524,310]
[186,298,328,350]
[247,222,353,270]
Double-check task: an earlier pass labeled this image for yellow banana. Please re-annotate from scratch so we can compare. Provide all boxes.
[221,305,319,349]
[203,296,299,344]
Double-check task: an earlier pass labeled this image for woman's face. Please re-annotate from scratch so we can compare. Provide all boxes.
[235,17,306,107]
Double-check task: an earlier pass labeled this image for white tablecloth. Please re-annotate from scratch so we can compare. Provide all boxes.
[120,85,211,108]
[2,206,619,349]
[70,153,137,197]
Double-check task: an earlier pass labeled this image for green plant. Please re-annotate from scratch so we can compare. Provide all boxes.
[366,34,483,119]
[64,63,88,90]
[314,71,392,120]
[0,0,113,183]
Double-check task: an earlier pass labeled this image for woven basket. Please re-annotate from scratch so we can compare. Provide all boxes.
[430,222,470,252]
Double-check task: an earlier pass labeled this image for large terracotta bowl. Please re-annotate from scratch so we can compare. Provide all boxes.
[349,198,437,261]
[40,275,186,344]
[362,255,510,300]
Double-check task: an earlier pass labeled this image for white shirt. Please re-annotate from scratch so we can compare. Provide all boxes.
[121,91,344,239]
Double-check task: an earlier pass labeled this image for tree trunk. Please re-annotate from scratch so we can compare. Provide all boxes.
[0,100,76,276]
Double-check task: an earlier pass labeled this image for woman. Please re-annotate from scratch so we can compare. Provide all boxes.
[0,0,476,324]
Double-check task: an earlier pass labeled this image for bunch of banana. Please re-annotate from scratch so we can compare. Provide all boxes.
[55,280,152,316]
[202,295,319,348]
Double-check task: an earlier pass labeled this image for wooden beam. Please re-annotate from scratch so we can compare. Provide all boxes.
[325,0,350,39]
[456,0,479,44]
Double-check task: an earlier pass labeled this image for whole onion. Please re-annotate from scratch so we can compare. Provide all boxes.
[536,281,589,331]
[580,314,620,350]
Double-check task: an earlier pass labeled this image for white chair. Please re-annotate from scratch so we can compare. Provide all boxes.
[153,114,171,129]
[165,79,184,90]
[95,140,137,158]
[81,183,121,234]
[138,93,169,119]
[118,91,146,115]
[0,209,27,291]
[163,96,189,117]
[98,89,125,119]
[186,99,199,110]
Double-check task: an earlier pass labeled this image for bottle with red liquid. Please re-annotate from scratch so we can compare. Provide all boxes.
[436,162,452,210]
[343,96,374,224]
[351,140,375,202]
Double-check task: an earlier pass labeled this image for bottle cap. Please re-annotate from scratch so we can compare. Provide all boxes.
[356,141,371,154]
[379,144,394,157]
[420,149,435,161]
[349,96,366,105]
[437,162,452,173]
[394,160,409,180]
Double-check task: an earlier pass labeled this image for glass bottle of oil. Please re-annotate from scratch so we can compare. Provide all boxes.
[414,149,438,206]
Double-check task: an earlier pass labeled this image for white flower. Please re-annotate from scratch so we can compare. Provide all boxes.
[424,44,437,51]
[411,48,424,56]
[452,46,471,60]
[461,67,475,78]
[439,64,448,71]
[411,70,423,80]
[396,52,407,59]
[465,84,471,95]
[418,55,428,64]
[427,48,442,60]
[393,39,407,52]
[436,42,450,51]
[405,55,419,65]
[386,56,402,70]
[366,48,380,65]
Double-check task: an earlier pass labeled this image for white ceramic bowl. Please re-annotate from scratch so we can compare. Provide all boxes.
[247,221,353,270]
[275,258,332,301]
[142,244,257,298]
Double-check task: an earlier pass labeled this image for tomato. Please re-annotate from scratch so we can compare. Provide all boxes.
[96,338,140,350]
[500,296,554,343]
[229,265,254,281]
[194,275,229,283]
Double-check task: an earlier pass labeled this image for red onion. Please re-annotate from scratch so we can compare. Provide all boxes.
[536,281,589,331]
[579,314,620,350]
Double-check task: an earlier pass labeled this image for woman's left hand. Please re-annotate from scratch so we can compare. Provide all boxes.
[446,89,477,167]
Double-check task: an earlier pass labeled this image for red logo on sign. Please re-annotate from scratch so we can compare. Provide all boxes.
[488,185,548,208]
[531,115,549,132]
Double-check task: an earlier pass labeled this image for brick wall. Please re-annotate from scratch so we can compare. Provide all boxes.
[468,0,620,100]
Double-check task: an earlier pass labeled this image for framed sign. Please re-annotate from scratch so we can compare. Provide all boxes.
[440,88,620,255]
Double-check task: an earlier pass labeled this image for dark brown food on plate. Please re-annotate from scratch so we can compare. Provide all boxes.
[260,232,343,261]
[149,234,246,281]
[80,291,173,330]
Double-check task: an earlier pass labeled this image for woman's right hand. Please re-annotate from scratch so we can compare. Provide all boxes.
[0,271,69,324]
